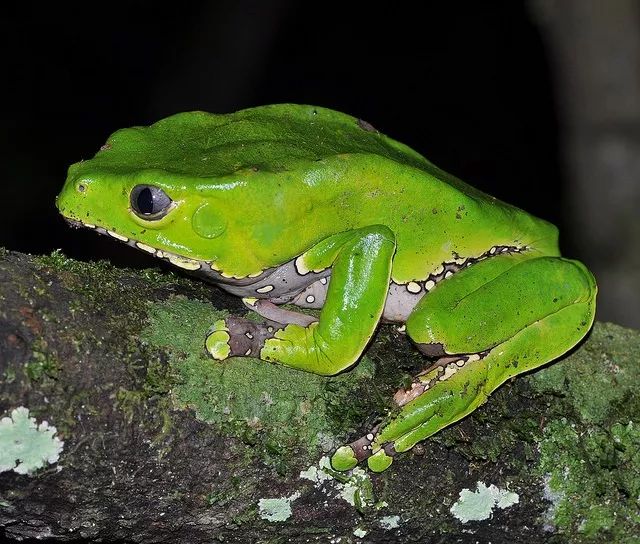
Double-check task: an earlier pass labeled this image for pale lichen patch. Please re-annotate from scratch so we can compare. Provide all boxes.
[258,491,301,522]
[379,515,401,529]
[353,527,368,538]
[450,482,519,523]
[0,407,64,475]
[299,456,377,511]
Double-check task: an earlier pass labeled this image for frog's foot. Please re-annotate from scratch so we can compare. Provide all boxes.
[331,350,489,472]
[332,425,398,472]
[205,317,280,360]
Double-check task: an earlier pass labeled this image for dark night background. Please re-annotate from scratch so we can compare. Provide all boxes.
[2,2,638,327]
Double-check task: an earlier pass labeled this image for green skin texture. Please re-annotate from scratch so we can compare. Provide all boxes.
[56,104,597,472]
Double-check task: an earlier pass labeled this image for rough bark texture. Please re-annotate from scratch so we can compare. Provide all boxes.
[1,249,639,543]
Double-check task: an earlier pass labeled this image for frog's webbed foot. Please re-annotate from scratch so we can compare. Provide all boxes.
[205,317,281,360]
[332,424,398,473]
[332,351,489,473]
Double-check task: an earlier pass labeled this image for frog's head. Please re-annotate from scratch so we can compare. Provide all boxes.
[56,162,249,276]
[56,112,315,279]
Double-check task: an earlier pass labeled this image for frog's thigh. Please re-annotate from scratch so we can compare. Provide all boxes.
[406,255,596,357]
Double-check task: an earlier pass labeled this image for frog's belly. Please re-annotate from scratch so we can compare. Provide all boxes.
[289,277,425,323]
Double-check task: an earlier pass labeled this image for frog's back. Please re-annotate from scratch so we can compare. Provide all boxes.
[81,105,425,177]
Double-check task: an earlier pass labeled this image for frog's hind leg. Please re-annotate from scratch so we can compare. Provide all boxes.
[331,254,596,472]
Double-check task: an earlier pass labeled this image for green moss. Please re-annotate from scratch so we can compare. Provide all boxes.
[530,322,640,423]
[538,419,640,541]
[35,250,199,327]
[141,297,380,468]
[531,323,640,542]
[24,347,60,382]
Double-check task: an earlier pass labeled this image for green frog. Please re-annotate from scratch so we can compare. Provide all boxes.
[56,104,597,472]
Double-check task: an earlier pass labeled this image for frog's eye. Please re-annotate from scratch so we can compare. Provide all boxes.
[130,185,173,220]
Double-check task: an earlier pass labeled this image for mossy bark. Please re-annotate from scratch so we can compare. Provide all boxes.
[1,249,638,543]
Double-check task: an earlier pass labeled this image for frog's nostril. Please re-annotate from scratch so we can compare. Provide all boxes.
[77,183,87,193]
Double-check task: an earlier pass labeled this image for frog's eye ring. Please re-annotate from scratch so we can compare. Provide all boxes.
[130,185,173,220]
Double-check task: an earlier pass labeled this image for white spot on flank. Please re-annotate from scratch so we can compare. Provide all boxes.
[294,256,310,275]
[168,255,201,270]
[107,230,128,242]
[441,364,458,380]
[245,332,254,339]
[424,280,436,291]
[366,433,374,441]
[320,277,327,284]
[489,247,497,254]
[84,223,96,229]
[135,242,156,254]
[467,354,481,362]
[444,270,453,279]
[406,281,421,293]
[455,359,466,367]
[306,295,315,304]
[256,285,274,294]
[434,264,445,275]
[245,349,252,356]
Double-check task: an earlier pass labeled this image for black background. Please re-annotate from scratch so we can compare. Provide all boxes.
[2,1,561,268]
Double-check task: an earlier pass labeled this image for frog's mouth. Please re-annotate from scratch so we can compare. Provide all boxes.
[62,217,264,285]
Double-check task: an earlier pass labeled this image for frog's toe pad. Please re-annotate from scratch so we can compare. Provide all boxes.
[331,446,359,471]
[205,320,232,360]
[367,449,394,472]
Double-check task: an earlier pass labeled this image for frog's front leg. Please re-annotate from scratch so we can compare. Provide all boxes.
[332,254,597,472]
[206,225,396,375]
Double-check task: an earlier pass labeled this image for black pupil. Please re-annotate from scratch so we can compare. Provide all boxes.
[137,187,155,214]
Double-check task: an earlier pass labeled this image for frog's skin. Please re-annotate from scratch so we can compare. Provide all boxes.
[56,104,597,472]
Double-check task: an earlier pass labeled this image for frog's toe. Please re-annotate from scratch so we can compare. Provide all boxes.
[205,319,232,360]
[367,447,394,472]
[205,317,279,360]
[331,446,359,471]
